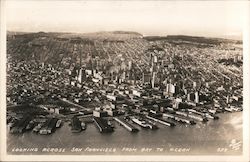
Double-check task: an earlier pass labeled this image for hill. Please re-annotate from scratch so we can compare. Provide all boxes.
[144,35,242,45]
[7,31,149,66]
[7,31,242,67]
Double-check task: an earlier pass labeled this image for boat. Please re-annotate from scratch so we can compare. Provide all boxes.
[131,117,150,129]
[147,123,158,130]
[231,106,242,112]
[208,109,217,114]
[107,120,115,128]
[81,122,86,130]
[224,107,233,112]
[56,120,62,128]
[32,124,42,133]
[39,128,48,135]
[188,113,208,122]
[203,112,219,120]
[143,118,159,129]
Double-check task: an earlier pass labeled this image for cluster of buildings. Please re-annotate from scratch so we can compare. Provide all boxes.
[6,36,243,134]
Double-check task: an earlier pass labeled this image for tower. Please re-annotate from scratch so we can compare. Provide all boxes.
[195,91,199,103]
[78,45,83,83]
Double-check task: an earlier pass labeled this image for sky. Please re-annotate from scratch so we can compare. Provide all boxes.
[5,0,249,38]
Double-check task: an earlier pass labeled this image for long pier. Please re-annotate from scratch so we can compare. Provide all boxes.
[146,115,175,127]
[114,117,139,132]
[163,113,196,125]
[59,98,91,111]
[188,113,208,122]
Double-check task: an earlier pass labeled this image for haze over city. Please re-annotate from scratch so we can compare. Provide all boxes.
[6,0,248,39]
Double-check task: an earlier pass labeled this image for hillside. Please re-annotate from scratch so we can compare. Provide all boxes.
[7,31,242,69]
[7,31,149,66]
[144,35,242,46]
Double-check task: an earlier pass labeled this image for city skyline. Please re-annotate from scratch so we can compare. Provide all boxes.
[6,0,248,39]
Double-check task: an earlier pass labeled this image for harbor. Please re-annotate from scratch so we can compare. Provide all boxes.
[7,111,243,155]
[6,102,242,136]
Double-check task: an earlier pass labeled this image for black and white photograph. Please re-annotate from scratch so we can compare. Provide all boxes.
[0,0,249,161]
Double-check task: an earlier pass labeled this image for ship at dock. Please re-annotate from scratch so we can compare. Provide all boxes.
[130,116,158,129]
[146,115,175,127]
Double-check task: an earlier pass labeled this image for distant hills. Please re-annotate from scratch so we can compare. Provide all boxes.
[143,35,242,45]
[8,31,241,43]
[6,31,242,65]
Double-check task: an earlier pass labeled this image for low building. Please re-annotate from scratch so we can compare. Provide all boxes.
[93,110,108,118]
[106,109,119,116]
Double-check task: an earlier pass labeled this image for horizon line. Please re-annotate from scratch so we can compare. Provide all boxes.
[7,30,242,41]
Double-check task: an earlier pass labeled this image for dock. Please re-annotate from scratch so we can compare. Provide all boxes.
[71,116,82,133]
[114,117,139,132]
[188,113,208,122]
[174,116,196,125]
[39,118,58,135]
[163,113,196,125]
[146,115,175,127]
[176,111,188,117]
[10,116,32,133]
[93,117,114,133]
[47,118,58,134]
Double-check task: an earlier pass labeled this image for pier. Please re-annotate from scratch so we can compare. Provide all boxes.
[163,113,196,125]
[114,117,139,132]
[71,116,82,133]
[39,118,58,135]
[188,113,208,122]
[47,118,58,134]
[146,115,175,127]
[10,116,32,134]
[93,117,114,133]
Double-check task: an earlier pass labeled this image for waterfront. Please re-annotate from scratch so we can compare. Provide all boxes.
[7,112,242,155]
[6,31,243,156]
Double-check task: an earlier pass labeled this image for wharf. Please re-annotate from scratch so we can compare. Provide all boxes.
[114,117,139,132]
[163,113,196,125]
[188,113,208,122]
[10,116,32,133]
[146,115,175,127]
[47,118,58,133]
[71,116,82,133]
[93,117,114,133]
